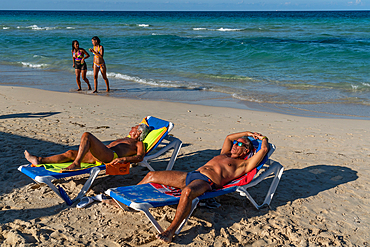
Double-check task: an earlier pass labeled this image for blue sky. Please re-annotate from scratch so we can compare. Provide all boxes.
[2,0,368,11]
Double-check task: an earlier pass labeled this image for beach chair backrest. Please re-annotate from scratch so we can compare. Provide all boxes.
[140,116,171,154]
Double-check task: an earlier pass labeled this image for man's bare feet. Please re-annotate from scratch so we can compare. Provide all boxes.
[24,150,39,165]
[92,90,98,93]
[157,230,175,243]
[61,162,81,172]
[77,88,82,91]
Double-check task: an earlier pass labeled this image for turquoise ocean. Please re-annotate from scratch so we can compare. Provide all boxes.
[1,11,370,119]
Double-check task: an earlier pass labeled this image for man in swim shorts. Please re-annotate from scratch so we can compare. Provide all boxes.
[185,171,216,190]
[137,130,269,243]
[24,124,150,172]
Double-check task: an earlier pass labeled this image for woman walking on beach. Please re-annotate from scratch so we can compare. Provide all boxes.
[89,36,110,93]
[71,40,92,91]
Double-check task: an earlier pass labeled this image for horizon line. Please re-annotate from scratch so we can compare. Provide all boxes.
[1,9,370,12]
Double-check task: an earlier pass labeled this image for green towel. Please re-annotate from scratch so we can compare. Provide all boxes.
[33,162,101,173]
[143,127,167,153]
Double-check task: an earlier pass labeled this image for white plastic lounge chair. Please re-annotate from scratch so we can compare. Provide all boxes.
[18,116,182,205]
[105,138,283,235]
[138,116,182,172]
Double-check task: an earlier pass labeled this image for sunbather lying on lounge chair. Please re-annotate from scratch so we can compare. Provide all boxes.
[137,130,269,243]
[24,124,151,172]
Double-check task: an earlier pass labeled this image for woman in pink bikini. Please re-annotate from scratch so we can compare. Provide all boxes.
[71,40,91,91]
[89,36,110,93]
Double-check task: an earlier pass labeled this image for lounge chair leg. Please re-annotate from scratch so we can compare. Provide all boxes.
[110,195,165,234]
[237,162,284,210]
[37,176,70,204]
[261,164,284,207]
[166,138,182,171]
[35,167,101,205]
[238,189,260,209]
[138,136,182,171]
[142,210,164,234]
[73,167,102,203]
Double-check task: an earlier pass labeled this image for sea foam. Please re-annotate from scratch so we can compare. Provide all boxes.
[20,62,48,68]
[27,25,56,30]
[232,93,262,102]
[106,72,182,88]
[87,71,194,89]
[216,28,242,32]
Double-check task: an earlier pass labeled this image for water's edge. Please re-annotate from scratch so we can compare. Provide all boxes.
[1,63,369,120]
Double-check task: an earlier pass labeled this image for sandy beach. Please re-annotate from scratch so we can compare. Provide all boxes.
[0,85,369,246]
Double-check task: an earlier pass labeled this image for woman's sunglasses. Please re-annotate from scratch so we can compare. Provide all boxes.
[233,140,246,147]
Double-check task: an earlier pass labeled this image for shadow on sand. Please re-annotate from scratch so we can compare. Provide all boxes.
[0,112,61,120]
[0,129,70,224]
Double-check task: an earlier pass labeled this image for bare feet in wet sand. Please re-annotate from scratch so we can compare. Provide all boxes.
[24,150,39,165]
[157,230,175,243]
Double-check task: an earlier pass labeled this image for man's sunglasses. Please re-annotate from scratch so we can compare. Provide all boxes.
[233,140,246,147]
